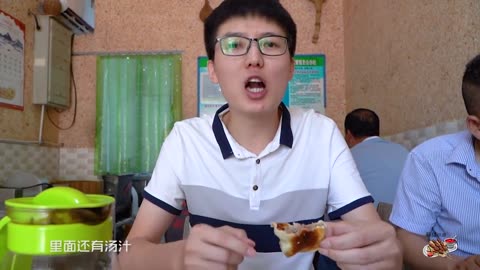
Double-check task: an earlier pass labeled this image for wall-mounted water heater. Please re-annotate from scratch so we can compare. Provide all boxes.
[32,15,73,109]
[32,0,95,108]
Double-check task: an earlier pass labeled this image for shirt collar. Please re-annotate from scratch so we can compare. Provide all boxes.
[362,136,381,142]
[446,131,478,178]
[212,102,293,159]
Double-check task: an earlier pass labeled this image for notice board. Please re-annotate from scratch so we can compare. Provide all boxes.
[197,54,326,116]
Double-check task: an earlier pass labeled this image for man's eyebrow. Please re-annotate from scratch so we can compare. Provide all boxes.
[220,31,283,38]
[221,32,245,37]
[261,32,282,37]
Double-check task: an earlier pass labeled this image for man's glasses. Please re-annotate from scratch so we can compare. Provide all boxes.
[216,35,289,56]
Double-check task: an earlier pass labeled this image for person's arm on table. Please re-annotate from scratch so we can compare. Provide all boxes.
[397,228,462,270]
[454,254,480,270]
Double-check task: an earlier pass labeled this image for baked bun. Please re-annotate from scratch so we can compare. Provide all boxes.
[271,220,326,257]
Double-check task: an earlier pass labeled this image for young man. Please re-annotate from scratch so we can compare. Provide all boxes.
[390,54,480,270]
[119,1,401,269]
[344,108,409,207]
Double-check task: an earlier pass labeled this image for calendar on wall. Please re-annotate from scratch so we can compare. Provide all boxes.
[0,9,25,110]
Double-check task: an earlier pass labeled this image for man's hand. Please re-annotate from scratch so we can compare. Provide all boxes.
[454,255,480,270]
[318,220,401,270]
[183,224,256,270]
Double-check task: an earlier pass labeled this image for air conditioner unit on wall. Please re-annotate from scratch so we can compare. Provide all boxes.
[55,0,95,35]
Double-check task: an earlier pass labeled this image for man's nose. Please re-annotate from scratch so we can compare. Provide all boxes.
[245,41,264,67]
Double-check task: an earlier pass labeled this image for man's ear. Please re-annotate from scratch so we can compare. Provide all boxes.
[466,115,480,139]
[289,57,295,80]
[345,129,353,148]
[207,60,219,84]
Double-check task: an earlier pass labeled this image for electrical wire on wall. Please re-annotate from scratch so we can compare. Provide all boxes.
[46,34,77,130]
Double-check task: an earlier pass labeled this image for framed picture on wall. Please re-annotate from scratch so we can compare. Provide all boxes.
[197,54,326,116]
[0,9,25,110]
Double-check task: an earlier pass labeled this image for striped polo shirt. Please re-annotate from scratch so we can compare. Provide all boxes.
[390,130,480,257]
[144,103,372,270]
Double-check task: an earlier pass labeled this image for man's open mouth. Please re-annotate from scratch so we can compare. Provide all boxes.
[245,77,266,93]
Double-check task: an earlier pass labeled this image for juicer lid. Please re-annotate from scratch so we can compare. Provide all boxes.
[5,186,114,209]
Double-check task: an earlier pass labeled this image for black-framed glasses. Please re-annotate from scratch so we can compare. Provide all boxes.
[216,35,289,56]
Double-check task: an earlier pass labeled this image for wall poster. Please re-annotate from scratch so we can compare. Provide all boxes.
[197,54,326,116]
[0,9,25,110]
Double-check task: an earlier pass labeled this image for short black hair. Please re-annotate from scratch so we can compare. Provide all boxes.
[344,108,380,137]
[462,54,480,117]
[204,0,297,60]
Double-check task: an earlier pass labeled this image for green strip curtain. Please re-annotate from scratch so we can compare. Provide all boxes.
[94,54,182,175]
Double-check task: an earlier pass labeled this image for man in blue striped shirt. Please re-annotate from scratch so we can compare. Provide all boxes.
[390,54,480,269]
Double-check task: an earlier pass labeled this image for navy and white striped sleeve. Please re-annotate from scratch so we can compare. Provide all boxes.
[143,124,185,215]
